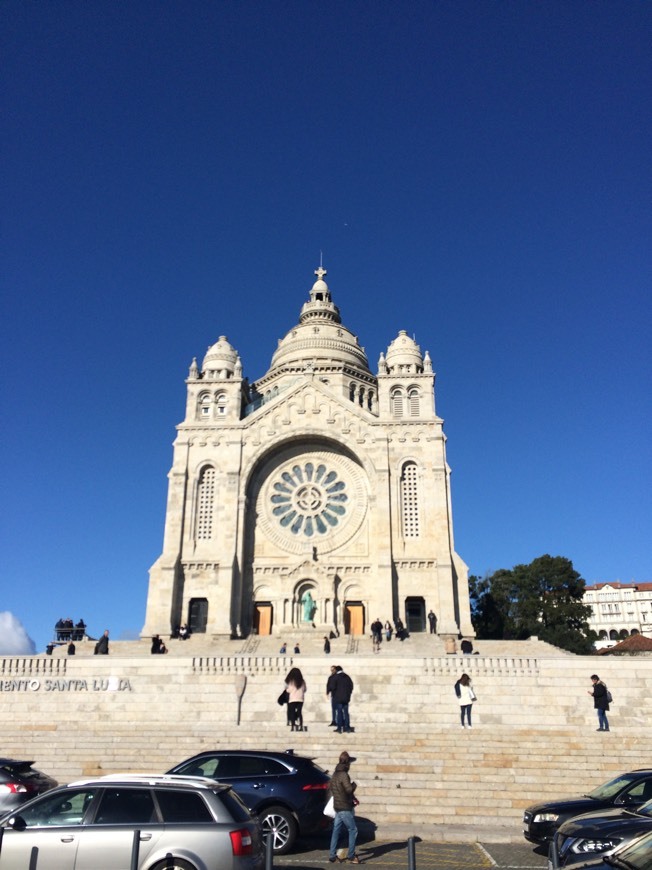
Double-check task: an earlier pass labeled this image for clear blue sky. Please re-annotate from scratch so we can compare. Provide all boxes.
[2,1,650,654]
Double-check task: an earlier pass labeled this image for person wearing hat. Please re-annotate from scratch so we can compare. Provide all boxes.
[328,750,361,864]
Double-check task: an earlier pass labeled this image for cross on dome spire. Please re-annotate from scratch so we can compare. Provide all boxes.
[314,265,327,281]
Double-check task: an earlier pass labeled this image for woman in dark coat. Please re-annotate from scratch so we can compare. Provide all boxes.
[589,674,610,732]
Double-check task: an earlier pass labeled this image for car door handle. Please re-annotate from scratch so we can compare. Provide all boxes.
[140,833,153,841]
[60,836,75,843]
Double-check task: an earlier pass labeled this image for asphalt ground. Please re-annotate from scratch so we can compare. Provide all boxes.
[273,833,549,869]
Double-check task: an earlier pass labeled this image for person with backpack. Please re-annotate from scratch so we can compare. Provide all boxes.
[588,674,611,731]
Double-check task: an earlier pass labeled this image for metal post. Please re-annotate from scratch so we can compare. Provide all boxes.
[265,829,274,870]
[130,829,140,870]
[408,835,417,870]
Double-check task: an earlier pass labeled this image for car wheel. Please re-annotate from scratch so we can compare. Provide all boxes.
[260,805,298,854]
[151,860,196,870]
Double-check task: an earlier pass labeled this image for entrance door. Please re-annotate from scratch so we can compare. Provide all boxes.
[405,596,425,633]
[188,598,208,634]
[345,603,365,636]
[254,603,273,636]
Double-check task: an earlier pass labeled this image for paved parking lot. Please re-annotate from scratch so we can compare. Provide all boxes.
[274,835,549,869]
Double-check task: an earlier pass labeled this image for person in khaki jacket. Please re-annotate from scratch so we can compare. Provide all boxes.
[328,751,362,864]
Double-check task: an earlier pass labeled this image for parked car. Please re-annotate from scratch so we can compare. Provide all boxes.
[0,773,264,870]
[557,828,652,870]
[552,796,652,867]
[166,749,330,854]
[523,769,652,845]
[0,757,58,813]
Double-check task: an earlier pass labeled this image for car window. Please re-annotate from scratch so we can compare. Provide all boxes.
[93,788,157,824]
[589,773,645,800]
[636,799,652,818]
[17,789,96,827]
[234,757,288,777]
[177,755,287,779]
[622,780,652,804]
[175,757,232,778]
[609,832,652,870]
[216,788,254,823]
[155,789,213,823]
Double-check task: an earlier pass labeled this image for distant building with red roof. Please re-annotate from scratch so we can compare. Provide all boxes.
[584,581,652,650]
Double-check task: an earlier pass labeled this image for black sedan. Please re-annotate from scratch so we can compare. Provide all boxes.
[0,758,58,814]
[552,798,652,866]
[523,769,652,845]
[167,749,330,854]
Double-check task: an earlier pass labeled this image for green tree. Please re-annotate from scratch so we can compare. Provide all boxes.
[470,555,596,654]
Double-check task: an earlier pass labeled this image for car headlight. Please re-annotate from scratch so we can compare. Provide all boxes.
[571,838,623,854]
[533,813,560,823]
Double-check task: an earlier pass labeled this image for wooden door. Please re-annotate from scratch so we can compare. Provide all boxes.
[255,604,272,636]
[345,604,364,636]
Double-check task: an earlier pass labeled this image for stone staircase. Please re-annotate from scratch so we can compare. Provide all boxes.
[49,631,565,659]
[2,644,650,842]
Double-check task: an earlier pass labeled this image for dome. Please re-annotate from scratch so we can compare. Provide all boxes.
[267,267,371,375]
[202,335,238,375]
[385,330,423,373]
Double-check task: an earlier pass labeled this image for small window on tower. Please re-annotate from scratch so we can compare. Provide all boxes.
[216,395,227,415]
[408,388,420,417]
[199,395,211,418]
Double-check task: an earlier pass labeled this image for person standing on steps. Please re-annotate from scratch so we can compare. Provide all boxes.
[332,665,354,733]
[328,751,362,864]
[588,674,610,732]
[285,666,307,731]
[454,673,476,728]
[428,609,436,634]
[324,635,331,654]
[326,665,338,726]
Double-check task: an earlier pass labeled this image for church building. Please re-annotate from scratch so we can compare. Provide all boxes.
[142,266,473,640]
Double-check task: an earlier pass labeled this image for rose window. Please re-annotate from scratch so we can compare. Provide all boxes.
[270,462,348,536]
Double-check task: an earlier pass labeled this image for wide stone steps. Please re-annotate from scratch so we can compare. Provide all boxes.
[2,646,650,841]
[1,721,647,838]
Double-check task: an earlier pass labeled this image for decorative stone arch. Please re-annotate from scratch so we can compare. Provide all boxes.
[286,558,330,627]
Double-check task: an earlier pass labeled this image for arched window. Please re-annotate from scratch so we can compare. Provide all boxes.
[391,388,404,417]
[198,394,211,419]
[400,461,420,538]
[195,466,216,540]
[349,383,356,402]
[216,394,227,415]
[408,388,420,417]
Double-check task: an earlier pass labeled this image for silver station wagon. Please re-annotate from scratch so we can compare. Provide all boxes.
[0,774,264,870]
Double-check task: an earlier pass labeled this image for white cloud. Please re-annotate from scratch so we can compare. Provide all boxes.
[0,612,36,655]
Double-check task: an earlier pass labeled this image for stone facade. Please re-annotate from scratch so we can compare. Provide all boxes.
[142,267,473,641]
